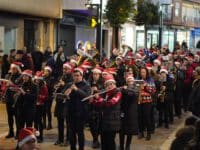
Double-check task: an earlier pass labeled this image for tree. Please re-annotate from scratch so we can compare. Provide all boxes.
[105,0,136,49]
[134,0,159,48]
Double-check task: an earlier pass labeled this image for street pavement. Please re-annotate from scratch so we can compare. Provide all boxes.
[0,103,191,150]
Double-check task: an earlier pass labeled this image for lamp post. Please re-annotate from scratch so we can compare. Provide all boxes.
[86,0,103,60]
[158,3,173,49]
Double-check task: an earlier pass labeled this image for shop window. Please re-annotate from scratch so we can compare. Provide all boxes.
[175,2,180,17]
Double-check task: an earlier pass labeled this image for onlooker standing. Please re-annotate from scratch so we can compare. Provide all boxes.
[1,54,10,78]
[31,49,44,72]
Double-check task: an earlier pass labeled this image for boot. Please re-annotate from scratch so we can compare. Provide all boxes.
[5,131,14,138]
[92,140,100,148]
[138,132,144,139]
[119,146,124,150]
[46,124,52,130]
[146,133,151,141]
[125,146,130,150]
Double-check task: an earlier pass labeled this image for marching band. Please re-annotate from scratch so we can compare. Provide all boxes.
[0,41,199,150]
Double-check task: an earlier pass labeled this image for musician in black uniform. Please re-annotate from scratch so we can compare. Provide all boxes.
[120,74,139,150]
[88,66,104,148]
[16,70,37,135]
[54,62,73,146]
[43,66,55,130]
[64,67,91,150]
[115,56,126,87]
[4,62,22,138]
[91,74,122,150]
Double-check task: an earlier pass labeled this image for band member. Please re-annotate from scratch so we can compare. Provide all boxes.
[157,67,175,128]
[43,66,55,130]
[16,70,37,135]
[64,67,91,150]
[88,66,104,148]
[4,62,22,138]
[137,67,156,141]
[34,71,48,143]
[91,74,122,150]
[115,56,126,86]
[120,75,139,150]
[54,63,74,146]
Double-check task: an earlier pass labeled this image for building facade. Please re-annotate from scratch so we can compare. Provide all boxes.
[0,0,61,53]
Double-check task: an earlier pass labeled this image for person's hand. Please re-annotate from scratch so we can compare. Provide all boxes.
[71,84,78,91]
[64,88,72,96]
[94,93,99,99]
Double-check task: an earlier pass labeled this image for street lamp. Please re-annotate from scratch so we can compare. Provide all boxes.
[85,0,103,61]
[158,3,173,49]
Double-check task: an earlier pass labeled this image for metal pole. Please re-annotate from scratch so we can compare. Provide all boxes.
[159,6,163,49]
[99,0,103,61]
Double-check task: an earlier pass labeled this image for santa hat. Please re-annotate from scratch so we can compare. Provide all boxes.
[92,66,103,74]
[146,63,152,70]
[126,74,134,82]
[81,60,92,69]
[160,66,168,74]
[74,67,84,75]
[18,128,37,148]
[125,51,134,59]
[135,53,142,59]
[102,68,116,75]
[25,127,40,137]
[22,69,32,77]
[103,74,116,85]
[63,62,73,69]
[44,66,52,73]
[34,71,44,80]
[10,62,24,72]
[174,61,181,66]
[153,58,162,66]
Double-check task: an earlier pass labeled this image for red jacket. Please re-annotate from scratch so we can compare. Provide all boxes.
[92,88,122,107]
[37,85,48,105]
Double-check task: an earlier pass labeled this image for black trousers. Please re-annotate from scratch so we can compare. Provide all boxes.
[89,112,100,141]
[18,109,35,130]
[183,85,191,111]
[119,132,132,149]
[57,117,69,143]
[69,118,85,150]
[43,99,53,127]
[138,103,152,134]
[174,98,182,117]
[35,105,44,138]
[6,103,17,134]
[101,131,116,150]
[158,101,169,125]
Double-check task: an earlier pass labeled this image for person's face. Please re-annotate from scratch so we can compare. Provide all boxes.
[105,82,116,91]
[22,75,30,82]
[92,72,100,81]
[34,79,40,85]
[21,138,37,150]
[15,54,23,60]
[153,62,159,67]
[126,79,134,86]
[43,69,50,77]
[160,72,167,79]
[11,51,16,56]
[72,72,83,83]
[63,67,71,74]
[58,47,63,53]
[115,59,122,65]
[140,68,147,79]
[10,67,18,74]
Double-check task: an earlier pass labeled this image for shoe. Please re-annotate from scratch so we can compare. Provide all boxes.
[92,140,100,148]
[119,146,124,150]
[46,124,52,130]
[146,133,151,141]
[165,124,169,129]
[59,142,64,147]
[125,146,130,150]
[38,138,43,143]
[5,132,14,138]
[138,133,144,139]
[157,123,162,128]
[54,140,62,145]
[64,140,69,147]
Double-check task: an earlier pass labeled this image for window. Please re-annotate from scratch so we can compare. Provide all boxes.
[175,2,180,17]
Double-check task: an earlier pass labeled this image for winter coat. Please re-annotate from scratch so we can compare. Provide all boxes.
[92,88,122,132]
[121,87,138,135]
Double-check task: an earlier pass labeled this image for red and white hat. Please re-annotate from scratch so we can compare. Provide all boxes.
[146,63,152,70]
[22,69,33,77]
[34,71,44,80]
[18,128,37,148]
[92,66,103,74]
[103,74,116,85]
[81,60,92,69]
[70,59,78,66]
[74,67,84,75]
[44,66,52,73]
[160,66,168,74]
[102,68,116,75]
[63,62,73,69]
[116,55,123,61]
[10,62,24,72]
[174,60,181,66]
[126,74,134,82]
[125,51,134,59]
